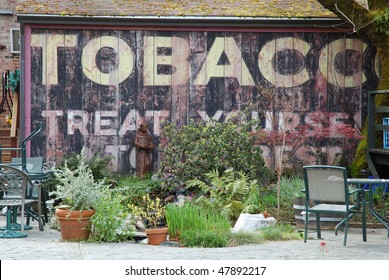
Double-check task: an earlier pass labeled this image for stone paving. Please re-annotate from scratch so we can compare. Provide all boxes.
[0,217,388,260]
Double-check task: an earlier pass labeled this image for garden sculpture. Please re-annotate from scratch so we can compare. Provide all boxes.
[134,121,153,177]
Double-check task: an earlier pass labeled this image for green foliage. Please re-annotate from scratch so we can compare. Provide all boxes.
[229,224,302,246]
[180,229,229,248]
[165,202,231,240]
[187,168,260,222]
[6,69,20,93]
[90,191,134,242]
[259,223,301,241]
[45,151,114,195]
[256,175,304,222]
[375,7,389,36]
[166,203,231,247]
[228,231,265,246]
[279,175,304,201]
[61,151,113,182]
[49,149,109,210]
[128,193,166,229]
[158,117,270,194]
[113,175,163,206]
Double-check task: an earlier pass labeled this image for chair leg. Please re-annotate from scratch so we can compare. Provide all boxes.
[6,207,12,231]
[335,219,346,236]
[304,211,308,243]
[316,213,321,239]
[41,192,48,224]
[343,219,349,246]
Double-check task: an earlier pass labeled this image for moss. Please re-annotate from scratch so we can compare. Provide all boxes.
[350,135,368,177]
[351,45,389,177]
[319,0,389,178]
[16,0,336,18]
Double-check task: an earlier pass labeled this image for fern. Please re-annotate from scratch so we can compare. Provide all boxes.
[187,168,260,222]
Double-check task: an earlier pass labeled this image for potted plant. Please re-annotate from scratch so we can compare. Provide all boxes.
[128,193,168,245]
[49,149,109,241]
[6,69,20,93]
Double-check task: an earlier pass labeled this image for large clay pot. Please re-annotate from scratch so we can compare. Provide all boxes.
[55,207,96,241]
[145,227,168,245]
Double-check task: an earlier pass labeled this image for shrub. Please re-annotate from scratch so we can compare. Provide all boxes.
[45,151,114,195]
[112,175,164,207]
[49,149,109,211]
[158,117,270,194]
[90,191,134,242]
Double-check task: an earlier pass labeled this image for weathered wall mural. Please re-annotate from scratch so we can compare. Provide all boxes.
[28,29,379,173]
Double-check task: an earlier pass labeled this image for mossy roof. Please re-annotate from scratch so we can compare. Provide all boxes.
[16,0,337,18]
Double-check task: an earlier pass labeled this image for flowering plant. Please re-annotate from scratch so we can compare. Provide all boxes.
[320,241,329,259]
[128,194,165,229]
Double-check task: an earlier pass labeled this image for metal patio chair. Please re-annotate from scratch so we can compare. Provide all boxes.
[0,164,43,238]
[302,165,362,246]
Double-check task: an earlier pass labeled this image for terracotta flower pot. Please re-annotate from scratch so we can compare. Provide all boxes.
[145,227,168,245]
[55,207,96,241]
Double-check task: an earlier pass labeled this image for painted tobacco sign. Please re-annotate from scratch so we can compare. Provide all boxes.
[27,28,379,173]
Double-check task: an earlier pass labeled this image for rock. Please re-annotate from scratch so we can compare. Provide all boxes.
[232,213,276,233]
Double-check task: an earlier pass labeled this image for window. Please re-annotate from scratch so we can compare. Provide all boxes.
[10,29,20,54]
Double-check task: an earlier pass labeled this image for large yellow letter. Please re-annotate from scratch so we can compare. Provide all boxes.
[31,34,78,87]
[258,37,310,88]
[143,36,189,86]
[82,36,134,86]
[194,37,255,86]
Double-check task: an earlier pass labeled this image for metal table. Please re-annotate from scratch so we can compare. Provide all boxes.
[347,178,389,241]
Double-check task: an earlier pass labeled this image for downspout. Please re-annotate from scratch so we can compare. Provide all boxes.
[19,23,25,147]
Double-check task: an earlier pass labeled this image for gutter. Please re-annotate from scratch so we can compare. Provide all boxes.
[17,14,349,29]
[0,9,13,15]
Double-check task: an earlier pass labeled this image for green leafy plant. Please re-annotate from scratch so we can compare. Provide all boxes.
[158,116,270,194]
[45,151,114,195]
[90,191,134,242]
[128,193,165,229]
[6,69,20,93]
[187,168,260,222]
[113,175,164,206]
[259,175,304,223]
[375,7,389,36]
[49,148,109,210]
[60,151,113,183]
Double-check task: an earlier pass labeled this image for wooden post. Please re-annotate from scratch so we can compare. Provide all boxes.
[10,92,18,138]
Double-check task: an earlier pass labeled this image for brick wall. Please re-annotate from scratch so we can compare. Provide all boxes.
[0,0,20,74]
[0,1,20,159]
